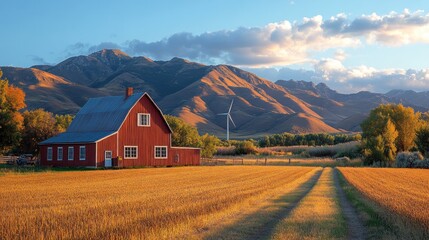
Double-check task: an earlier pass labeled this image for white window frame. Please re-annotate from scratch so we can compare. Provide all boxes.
[155,146,168,159]
[68,146,74,161]
[124,146,138,159]
[79,146,86,161]
[47,147,53,161]
[57,147,63,161]
[137,113,150,127]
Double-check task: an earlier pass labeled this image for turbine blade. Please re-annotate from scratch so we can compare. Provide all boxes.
[217,113,228,116]
[228,114,236,127]
[228,99,234,113]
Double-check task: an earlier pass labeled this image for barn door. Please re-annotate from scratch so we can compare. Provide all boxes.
[105,151,112,167]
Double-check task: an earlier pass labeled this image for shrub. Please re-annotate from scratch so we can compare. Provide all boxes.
[305,141,360,158]
[216,146,236,156]
[414,159,429,169]
[395,152,424,168]
[235,140,258,155]
[307,146,337,157]
[335,156,350,166]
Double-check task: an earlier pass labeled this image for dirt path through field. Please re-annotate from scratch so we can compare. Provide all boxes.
[204,168,323,240]
[205,167,368,240]
[333,169,366,240]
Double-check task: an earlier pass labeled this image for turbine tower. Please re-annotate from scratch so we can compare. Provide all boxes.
[218,99,236,140]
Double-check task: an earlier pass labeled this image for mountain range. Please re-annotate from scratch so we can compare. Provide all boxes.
[2,49,428,138]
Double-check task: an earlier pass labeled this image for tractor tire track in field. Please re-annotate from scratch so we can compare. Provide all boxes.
[205,168,323,240]
[333,169,366,240]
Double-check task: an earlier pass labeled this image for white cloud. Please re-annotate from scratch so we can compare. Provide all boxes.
[322,9,429,46]
[334,49,347,61]
[67,9,429,68]
[121,9,429,67]
[249,59,429,93]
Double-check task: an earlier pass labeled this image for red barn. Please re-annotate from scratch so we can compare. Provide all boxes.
[39,88,200,168]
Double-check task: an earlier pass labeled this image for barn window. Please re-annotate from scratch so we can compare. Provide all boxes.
[79,146,86,160]
[137,113,150,127]
[57,147,63,161]
[124,146,138,159]
[47,147,53,161]
[155,146,167,159]
[68,146,74,161]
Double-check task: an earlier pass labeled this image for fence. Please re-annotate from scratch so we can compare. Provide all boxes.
[201,157,294,166]
[0,156,16,164]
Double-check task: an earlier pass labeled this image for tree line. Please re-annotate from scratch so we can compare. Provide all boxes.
[258,132,361,148]
[0,70,73,155]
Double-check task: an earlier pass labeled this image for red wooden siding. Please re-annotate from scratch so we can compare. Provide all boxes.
[169,147,200,166]
[96,133,117,167]
[117,95,172,167]
[40,144,96,167]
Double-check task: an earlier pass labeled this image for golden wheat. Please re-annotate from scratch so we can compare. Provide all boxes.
[0,166,318,239]
[338,167,429,233]
[272,167,346,240]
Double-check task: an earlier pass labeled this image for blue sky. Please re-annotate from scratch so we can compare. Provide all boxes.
[2,0,429,93]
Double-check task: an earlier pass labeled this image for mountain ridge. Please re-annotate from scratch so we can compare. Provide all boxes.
[2,49,428,138]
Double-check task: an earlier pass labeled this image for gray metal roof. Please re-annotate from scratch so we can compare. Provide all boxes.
[40,131,115,144]
[68,93,144,132]
[40,93,145,144]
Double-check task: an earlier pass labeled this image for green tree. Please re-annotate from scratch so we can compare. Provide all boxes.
[200,133,220,158]
[381,119,398,165]
[165,115,202,148]
[0,70,26,153]
[415,125,429,157]
[55,114,74,133]
[361,104,419,152]
[21,109,57,155]
[361,107,399,166]
[390,104,420,151]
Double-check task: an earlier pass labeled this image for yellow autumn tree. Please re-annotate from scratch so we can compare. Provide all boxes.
[0,69,26,153]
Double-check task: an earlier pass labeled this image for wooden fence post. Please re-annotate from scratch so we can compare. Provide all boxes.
[265,158,267,165]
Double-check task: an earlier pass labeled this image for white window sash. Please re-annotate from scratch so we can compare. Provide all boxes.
[57,147,63,161]
[154,146,168,159]
[79,146,86,160]
[137,113,150,127]
[47,147,53,161]
[68,147,74,161]
[124,146,138,159]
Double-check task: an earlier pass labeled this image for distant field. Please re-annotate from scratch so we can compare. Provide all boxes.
[338,167,429,237]
[0,166,319,239]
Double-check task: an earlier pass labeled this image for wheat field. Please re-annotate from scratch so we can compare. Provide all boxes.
[0,166,319,239]
[338,167,429,236]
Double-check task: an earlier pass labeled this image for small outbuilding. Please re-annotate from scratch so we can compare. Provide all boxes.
[39,88,200,167]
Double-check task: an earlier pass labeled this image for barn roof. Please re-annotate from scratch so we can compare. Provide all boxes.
[40,92,173,145]
[39,131,115,144]
[68,93,144,132]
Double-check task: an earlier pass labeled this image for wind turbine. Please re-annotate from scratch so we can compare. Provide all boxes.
[218,99,236,140]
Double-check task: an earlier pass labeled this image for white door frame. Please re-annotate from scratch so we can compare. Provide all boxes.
[105,151,112,167]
